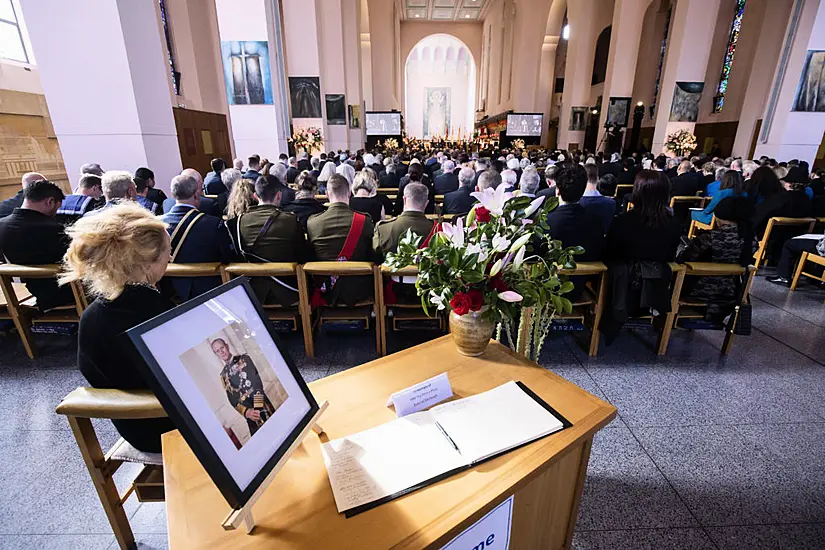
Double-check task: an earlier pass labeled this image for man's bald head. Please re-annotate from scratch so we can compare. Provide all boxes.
[181,168,203,185]
[22,172,45,188]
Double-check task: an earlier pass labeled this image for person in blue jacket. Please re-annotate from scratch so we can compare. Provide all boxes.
[693,170,747,225]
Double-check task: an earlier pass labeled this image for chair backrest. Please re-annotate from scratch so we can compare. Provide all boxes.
[614,184,633,198]
[163,262,223,278]
[56,387,166,420]
[558,261,608,277]
[301,261,375,277]
[754,217,817,269]
[669,196,706,209]
[221,262,298,284]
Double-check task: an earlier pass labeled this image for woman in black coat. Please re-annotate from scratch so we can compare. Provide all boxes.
[63,203,176,453]
[283,171,326,228]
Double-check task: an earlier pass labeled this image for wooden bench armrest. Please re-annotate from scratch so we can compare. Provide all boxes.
[381,265,420,276]
[164,263,222,277]
[770,217,816,225]
[223,263,297,277]
[684,262,747,276]
[0,264,62,278]
[56,388,166,419]
[314,195,328,201]
[302,261,375,276]
[559,261,608,276]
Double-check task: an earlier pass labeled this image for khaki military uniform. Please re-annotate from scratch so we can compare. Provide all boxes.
[226,204,308,306]
[373,210,436,260]
[306,203,376,306]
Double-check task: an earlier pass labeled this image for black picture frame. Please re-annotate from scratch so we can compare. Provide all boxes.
[325,94,346,125]
[127,277,319,510]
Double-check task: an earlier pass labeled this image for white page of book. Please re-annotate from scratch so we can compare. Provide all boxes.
[321,412,467,513]
[431,381,564,464]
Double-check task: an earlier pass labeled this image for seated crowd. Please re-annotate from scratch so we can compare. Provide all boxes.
[0,145,822,453]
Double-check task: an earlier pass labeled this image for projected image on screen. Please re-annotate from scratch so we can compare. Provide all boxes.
[507,114,543,137]
[366,113,402,136]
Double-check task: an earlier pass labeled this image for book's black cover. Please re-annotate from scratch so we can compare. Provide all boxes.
[342,381,572,517]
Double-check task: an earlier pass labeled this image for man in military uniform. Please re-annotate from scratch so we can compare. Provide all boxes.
[225,175,308,306]
[212,338,275,437]
[306,173,377,306]
[374,182,436,304]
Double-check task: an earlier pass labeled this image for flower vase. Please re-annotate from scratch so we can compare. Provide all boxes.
[449,308,495,357]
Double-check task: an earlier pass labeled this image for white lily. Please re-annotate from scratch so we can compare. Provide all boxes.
[492,234,511,252]
[440,216,465,248]
[470,184,514,216]
[524,195,545,217]
[489,258,502,277]
[508,233,531,253]
[429,290,447,311]
[513,246,526,269]
[498,291,523,302]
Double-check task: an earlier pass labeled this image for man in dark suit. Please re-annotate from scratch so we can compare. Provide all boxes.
[670,160,702,197]
[243,155,262,181]
[204,159,228,195]
[135,167,167,207]
[0,180,74,311]
[162,168,222,216]
[286,157,300,184]
[443,167,478,215]
[268,164,296,205]
[379,164,401,189]
[544,164,605,262]
[434,160,459,194]
[306,174,376,306]
[161,174,232,300]
[0,172,45,219]
[297,152,311,172]
[537,165,558,201]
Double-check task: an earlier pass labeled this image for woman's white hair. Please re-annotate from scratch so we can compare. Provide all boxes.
[336,163,356,185]
[318,161,337,182]
[506,158,520,170]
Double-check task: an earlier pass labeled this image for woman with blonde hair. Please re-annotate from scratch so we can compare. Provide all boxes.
[226,178,258,219]
[62,202,175,452]
[349,168,386,223]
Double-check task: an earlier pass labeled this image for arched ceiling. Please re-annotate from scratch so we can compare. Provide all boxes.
[401,0,488,21]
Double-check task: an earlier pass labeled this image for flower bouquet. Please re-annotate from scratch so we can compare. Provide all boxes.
[664,129,697,157]
[289,127,323,154]
[384,186,582,360]
[383,137,399,152]
[512,138,526,151]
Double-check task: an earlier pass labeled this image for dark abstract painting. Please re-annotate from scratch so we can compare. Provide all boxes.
[325,94,346,125]
[289,77,322,119]
[793,51,825,112]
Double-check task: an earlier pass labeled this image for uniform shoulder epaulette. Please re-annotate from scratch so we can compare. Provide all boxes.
[375,216,398,228]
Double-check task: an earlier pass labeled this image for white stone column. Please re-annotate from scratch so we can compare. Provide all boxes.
[651,0,722,155]
[558,0,599,150]
[215,0,290,160]
[18,0,183,191]
[754,0,825,164]
[596,0,647,152]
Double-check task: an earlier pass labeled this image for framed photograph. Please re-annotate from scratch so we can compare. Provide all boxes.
[127,278,319,509]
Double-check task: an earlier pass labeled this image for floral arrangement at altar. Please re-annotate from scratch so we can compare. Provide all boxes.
[383,186,582,360]
[664,129,697,157]
[382,138,399,151]
[512,138,526,151]
[289,127,323,154]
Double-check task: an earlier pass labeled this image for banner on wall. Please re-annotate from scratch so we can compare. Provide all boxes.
[220,41,273,105]
[424,87,451,139]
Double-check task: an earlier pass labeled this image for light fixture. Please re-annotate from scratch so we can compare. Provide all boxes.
[637,101,644,107]
[415,13,420,18]
[562,25,570,40]
[591,109,599,115]
[465,14,471,18]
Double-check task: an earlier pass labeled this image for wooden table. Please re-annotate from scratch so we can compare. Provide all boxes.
[163,336,617,549]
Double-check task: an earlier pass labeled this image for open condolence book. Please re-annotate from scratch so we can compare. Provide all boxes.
[321,381,570,516]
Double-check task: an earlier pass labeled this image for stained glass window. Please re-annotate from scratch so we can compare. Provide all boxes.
[713,0,747,113]
[651,5,673,120]
[158,0,180,95]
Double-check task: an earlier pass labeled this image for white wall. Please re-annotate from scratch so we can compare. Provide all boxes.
[215,0,286,160]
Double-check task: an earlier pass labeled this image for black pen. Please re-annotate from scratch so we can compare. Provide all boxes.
[435,421,461,455]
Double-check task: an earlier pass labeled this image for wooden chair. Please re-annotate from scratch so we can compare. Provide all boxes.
[57,388,167,550]
[0,264,87,359]
[221,263,312,356]
[669,262,756,355]
[377,265,446,356]
[613,184,633,200]
[654,263,688,356]
[161,263,223,303]
[790,251,825,293]
[300,262,383,357]
[688,214,716,238]
[669,196,707,210]
[753,217,817,270]
[557,262,609,357]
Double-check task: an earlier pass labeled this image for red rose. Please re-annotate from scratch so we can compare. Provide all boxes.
[475,205,491,223]
[467,289,484,311]
[449,292,472,315]
[488,275,508,293]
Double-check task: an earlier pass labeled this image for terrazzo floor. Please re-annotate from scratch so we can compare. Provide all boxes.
[1,271,824,549]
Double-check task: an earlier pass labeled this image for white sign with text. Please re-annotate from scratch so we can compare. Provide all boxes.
[440,495,513,550]
[386,373,453,417]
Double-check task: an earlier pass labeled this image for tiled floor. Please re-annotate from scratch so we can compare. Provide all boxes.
[1,274,824,549]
